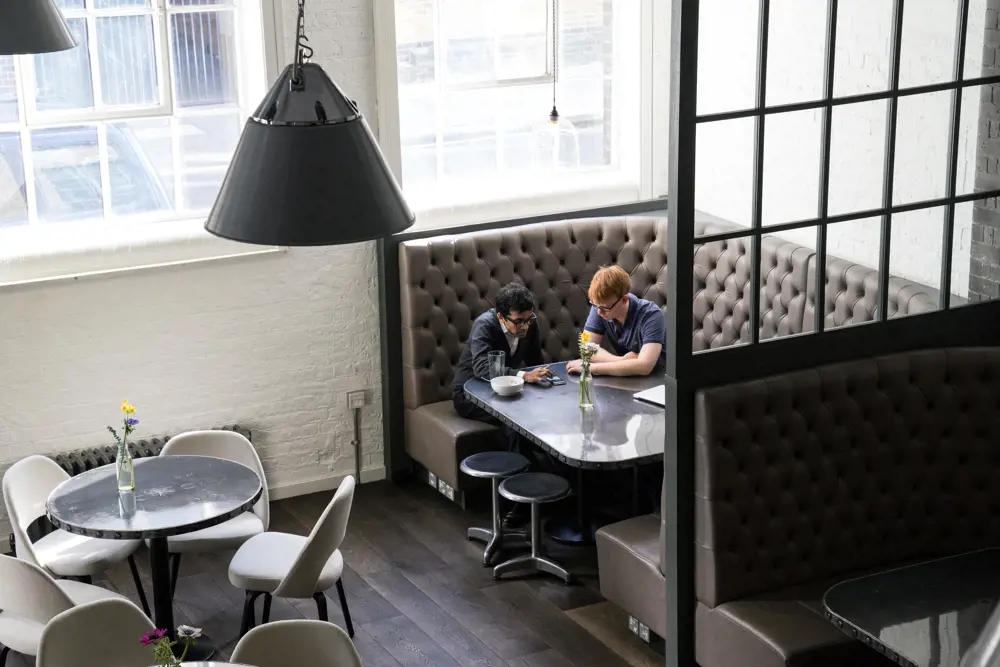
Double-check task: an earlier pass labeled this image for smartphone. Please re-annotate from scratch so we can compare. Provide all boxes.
[549,376,566,386]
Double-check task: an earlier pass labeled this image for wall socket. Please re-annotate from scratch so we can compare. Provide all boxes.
[347,390,366,410]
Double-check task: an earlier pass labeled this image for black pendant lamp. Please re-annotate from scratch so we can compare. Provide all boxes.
[0,0,76,56]
[205,0,414,246]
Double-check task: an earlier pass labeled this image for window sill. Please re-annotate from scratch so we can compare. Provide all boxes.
[0,219,284,288]
[406,174,642,233]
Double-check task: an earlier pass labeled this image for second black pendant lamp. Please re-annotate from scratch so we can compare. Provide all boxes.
[205,0,414,246]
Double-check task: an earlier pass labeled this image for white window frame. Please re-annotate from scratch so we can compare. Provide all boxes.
[0,0,285,288]
[373,0,670,232]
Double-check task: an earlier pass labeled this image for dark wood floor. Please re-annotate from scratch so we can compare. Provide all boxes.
[8,480,662,667]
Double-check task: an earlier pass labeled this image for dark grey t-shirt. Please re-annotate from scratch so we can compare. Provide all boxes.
[584,294,666,366]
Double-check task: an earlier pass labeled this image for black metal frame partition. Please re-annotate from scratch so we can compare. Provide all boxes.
[664,1,1000,667]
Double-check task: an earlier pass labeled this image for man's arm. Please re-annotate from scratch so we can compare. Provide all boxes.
[469,321,503,379]
[590,342,662,377]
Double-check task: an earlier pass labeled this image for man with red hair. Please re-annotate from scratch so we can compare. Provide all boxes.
[567,265,665,377]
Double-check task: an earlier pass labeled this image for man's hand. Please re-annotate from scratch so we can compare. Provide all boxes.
[522,366,553,384]
[566,359,583,374]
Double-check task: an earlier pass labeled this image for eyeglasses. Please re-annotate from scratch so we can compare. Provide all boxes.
[504,313,537,327]
[589,295,624,314]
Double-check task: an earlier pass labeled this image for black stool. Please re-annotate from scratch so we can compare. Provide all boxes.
[460,452,531,565]
[494,472,572,583]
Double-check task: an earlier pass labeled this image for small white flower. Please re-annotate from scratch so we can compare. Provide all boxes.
[177,625,202,639]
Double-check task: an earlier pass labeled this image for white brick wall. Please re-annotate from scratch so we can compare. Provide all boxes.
[696,0,986,296]
[0,0,383,534]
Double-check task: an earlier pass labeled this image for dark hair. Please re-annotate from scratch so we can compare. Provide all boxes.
[495,282,536,317]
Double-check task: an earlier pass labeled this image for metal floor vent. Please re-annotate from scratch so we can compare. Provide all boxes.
[47,424,251,477]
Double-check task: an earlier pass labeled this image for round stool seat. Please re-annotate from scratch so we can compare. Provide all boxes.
[461,452,531,479]
[499,473,570,504]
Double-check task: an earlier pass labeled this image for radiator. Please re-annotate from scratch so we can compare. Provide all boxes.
[6,425,252,556]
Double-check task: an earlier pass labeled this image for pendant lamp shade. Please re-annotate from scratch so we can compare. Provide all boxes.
[0,0,76,56]
[205,63,414,246]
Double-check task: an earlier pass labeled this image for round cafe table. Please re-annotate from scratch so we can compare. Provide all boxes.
[47,455,262,661]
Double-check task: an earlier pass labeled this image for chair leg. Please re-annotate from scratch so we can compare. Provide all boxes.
[169,553,182,599]
[335,579,355,638]
[240,591,261,637]
[262,593,272,624]
[313,591,328,622]
[126,556,151,617]
[0,645,9,667]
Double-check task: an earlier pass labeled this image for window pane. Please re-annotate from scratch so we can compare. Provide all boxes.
[0,133,27,228]
[109,119,174,215]
[55,0,85,10]
[964,0,991,78]
[956,84,995,199]
[441,90,496,178]
[889,207,944,318]
[34,19,94,113]
[496,0,547,79]
[693,232,752,351]
[94,0,151,8]
[0,57,17,123]
[829,100,886,216]
[171,11,237,107]
[759,227,816,341]
[440,0,494,84]
[97,15,159,107]
[697,0,758,115]
[898,0,958,88]
[893,91,951,205]
[30,126,103,223]
[169,0,232,6]
[178,113,240,210]
[695,118,755,232]
[762,109,822,226]
[824,217,883,329]
[834,0,894,97]
[954,199,1000,305]
[766,0,826,106]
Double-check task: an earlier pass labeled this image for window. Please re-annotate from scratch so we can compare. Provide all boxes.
[385,0,662,225]
[0,0,272,275]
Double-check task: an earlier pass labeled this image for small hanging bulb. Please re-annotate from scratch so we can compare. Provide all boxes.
[549,105,559,125]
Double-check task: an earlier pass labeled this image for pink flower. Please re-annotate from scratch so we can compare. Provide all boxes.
[140,628,168,646]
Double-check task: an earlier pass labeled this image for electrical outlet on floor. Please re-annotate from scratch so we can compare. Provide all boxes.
[347,390,366,410]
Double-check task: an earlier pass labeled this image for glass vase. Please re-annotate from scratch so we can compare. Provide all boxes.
[578,364,594,409]
[116,441,135,491]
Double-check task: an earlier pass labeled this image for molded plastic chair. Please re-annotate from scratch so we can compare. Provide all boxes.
[156,430,269,595]
[229,476,355,638]
[2,455,149,615]
[0,554,127,667]
[231,619,362,667]
[37,597,154,667]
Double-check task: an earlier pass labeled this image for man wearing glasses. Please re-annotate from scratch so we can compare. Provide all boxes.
[452,282,553,527]
[567,265,666,377]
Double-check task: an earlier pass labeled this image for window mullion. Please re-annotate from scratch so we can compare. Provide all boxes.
[87,14,105,112]
[433,0,445,183]
[156,0,175,114]
[98,123,113,218]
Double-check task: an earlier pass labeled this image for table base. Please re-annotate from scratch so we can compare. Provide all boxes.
[544,516,607,545]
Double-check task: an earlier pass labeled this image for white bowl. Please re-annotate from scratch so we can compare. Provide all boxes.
[491,375,524,396]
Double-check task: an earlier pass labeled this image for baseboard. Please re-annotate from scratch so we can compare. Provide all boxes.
[268,467,386,501]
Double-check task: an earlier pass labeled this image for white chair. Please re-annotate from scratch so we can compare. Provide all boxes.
[2,455,149,616]
[37,597,154,667]
[231,619,362,667]
[156,430,269,596]
[229,476,355,638]
[0,554,127,666]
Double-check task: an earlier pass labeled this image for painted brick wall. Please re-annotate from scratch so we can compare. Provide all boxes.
[971,0,1000,301]
[0,0,383,535]
[696,0,987,298]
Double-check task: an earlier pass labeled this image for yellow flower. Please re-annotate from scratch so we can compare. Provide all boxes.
[580,331,591,345]
[121,400,136,414]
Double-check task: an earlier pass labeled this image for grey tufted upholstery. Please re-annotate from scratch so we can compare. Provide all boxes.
[597,347,999,667]
[398,215,941,489]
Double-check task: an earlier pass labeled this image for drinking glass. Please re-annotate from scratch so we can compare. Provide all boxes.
[488,351,506,379]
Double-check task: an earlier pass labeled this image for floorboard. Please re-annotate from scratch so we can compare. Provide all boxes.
[4,480,661,666]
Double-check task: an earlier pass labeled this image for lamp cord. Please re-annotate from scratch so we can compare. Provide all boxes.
[549,0,559,123]
[292,0,314,86]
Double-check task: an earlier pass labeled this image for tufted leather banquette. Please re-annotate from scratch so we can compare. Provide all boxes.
[596,347,1000,667]
[398,215,942,490]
